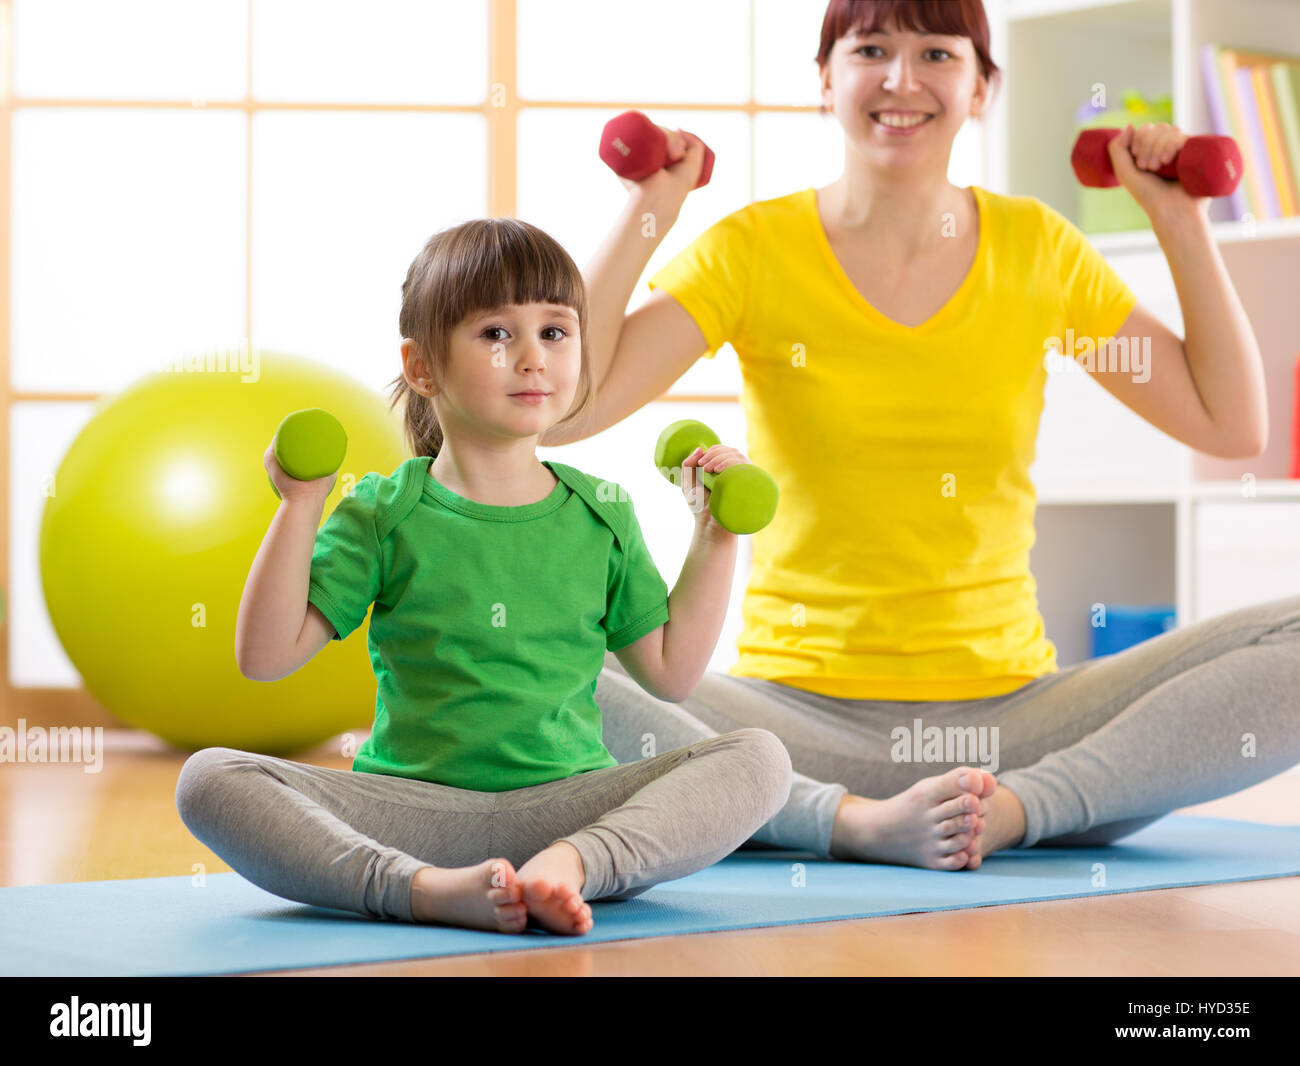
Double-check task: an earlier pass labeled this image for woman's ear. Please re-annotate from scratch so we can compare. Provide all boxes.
[817,61,834,117]
[972,70,998,119]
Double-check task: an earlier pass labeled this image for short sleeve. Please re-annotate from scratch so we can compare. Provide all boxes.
[647,205,755,359]
[307,473,383,641]
[602,489,670,651]
[1039,199,1138,344]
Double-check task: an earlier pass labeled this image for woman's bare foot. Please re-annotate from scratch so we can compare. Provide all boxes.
[516,841,593,935]
[967,783,1028,867]
[829,767,997,870]
[409,858,526,932]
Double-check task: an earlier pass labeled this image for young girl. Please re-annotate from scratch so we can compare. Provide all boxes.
[174,217,792,936]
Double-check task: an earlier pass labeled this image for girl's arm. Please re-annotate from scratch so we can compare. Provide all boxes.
[614,446,741,703]
[234,448,337,681]
[655,522,739,702]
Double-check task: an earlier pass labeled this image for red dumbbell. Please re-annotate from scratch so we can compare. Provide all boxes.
[599,110,715,188]
[1071,128,1243,198]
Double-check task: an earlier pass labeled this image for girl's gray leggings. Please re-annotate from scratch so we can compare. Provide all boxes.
[175,727,792,924]
[600,592,1300,855]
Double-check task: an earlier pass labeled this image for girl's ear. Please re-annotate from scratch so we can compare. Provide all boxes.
[400,339,432,394]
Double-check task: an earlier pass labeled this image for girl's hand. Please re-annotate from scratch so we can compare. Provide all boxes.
[264,442,337,503]
[681,444,747,537]
[1106,123,1210,226]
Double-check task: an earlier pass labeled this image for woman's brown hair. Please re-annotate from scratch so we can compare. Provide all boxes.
[389,217,595,458]
[815,0,1001,115]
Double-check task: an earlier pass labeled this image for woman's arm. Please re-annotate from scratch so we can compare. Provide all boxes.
[1094,124,1268,458]
[235,449,337,681]
[540,132,712,447]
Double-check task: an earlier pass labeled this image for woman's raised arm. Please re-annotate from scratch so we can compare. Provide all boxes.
[543,289,709,445]
[541,130,711,447]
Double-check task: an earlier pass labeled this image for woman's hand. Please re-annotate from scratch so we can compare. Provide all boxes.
[1106,123,1211,226]
[618,127,709,228]
[681,444,746,538]
[264,442,337,504]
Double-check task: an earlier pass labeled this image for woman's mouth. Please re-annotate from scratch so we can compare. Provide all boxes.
[871,110,934,132]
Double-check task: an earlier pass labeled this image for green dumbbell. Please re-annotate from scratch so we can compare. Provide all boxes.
[653,419,778,534]
[268,408,348,499]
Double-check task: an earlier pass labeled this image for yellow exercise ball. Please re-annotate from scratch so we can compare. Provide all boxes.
[39,351,408,755]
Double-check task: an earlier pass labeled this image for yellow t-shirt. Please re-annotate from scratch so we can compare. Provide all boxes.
[648,185,1137,700]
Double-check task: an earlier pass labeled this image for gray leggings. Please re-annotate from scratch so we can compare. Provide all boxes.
[596,593,1300,855]
[175,727,792,923]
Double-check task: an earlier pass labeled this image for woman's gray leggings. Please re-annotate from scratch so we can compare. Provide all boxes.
[597,593,1300,855]
[175,727,792,923]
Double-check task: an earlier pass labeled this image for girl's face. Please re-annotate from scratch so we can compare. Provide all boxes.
[819,17,988,173]
[431,302,581,444]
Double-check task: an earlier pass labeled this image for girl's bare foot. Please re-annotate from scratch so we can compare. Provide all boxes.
[408,858,526,932]
[829,767,997,870]
[516,841,593,935]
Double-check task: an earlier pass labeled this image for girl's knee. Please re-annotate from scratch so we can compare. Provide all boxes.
[731,728,793,790]
[174,746,245,821]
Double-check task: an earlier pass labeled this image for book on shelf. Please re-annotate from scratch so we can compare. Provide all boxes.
[1201,44,1300,221]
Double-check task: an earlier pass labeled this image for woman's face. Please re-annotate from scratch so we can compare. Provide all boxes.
[819,17,988,172]
[420,302,582,445]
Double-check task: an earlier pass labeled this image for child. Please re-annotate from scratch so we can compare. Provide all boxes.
[175,217,793,936]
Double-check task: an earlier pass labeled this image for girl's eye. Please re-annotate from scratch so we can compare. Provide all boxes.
[482,325,568,341]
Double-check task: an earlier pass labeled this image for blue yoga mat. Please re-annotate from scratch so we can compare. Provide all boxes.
[4,815,1299,976]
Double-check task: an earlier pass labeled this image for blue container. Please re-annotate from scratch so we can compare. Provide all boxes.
[1090,604,1177,658]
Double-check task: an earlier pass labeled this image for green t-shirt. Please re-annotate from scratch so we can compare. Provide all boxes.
[307,455,670,792]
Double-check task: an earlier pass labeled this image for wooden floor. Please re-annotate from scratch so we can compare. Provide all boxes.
[3,729,1299,976]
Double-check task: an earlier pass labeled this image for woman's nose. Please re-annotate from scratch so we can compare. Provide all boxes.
[882,54,919,92]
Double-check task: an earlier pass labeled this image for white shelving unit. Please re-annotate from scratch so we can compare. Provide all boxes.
[987,0,1300,665]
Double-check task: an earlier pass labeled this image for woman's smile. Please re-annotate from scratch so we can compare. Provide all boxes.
[871,110,934,133]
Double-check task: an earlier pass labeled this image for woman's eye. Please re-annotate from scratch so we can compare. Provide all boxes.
[854,45,951,60]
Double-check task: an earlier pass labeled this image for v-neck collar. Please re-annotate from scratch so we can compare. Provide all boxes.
[805,184,988,334]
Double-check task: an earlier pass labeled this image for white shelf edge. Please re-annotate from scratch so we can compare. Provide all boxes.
[1088,215,1300,253]
[1189,479,1300,499]
[1034,478,1300,505]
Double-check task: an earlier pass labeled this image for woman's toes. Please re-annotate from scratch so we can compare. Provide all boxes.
[937,813,976,836]
[938,832,972,854]
[496,903,527,930]
[933,793,980,824]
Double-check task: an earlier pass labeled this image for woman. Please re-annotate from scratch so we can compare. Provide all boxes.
[542,0,1299,871]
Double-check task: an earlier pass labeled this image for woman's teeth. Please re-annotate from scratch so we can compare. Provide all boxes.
[873,112,932,128]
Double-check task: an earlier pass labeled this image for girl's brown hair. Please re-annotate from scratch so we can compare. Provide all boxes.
[815,0,1001,115]
[389,218,595,458]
